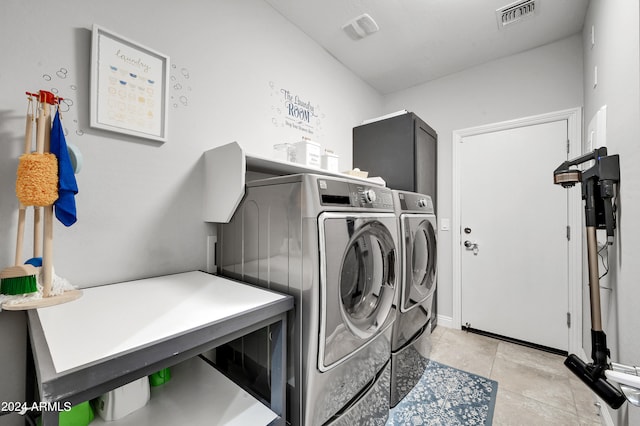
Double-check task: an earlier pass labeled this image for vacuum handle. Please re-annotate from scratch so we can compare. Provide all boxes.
[586,226,603,332]
[601,180,616,242]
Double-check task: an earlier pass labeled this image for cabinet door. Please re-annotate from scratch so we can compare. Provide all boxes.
[353,113,437,198]
[353,114,415,191]
[414,118,437,207]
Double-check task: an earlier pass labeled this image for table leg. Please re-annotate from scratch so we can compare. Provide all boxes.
[269,315,287,426]
[40,410,59,426]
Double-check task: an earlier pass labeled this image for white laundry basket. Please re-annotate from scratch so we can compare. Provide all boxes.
[94,376,150,421]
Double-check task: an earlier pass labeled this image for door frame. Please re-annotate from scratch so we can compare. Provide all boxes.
[452,108,583,354]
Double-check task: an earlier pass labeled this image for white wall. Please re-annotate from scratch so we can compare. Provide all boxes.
[582,1,640,424]
[382,34,584,322]
[0,1,382,422]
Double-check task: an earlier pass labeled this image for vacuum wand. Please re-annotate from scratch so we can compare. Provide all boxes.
[554,147,626,409]
[564,223,624,409]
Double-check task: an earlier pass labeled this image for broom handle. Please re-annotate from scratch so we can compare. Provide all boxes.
[41,101,53,297]
[36,103,46,153]
[43,205,53,297]
[44,102,51,152]
[33,208,42,258]
[15,209,26,265]
[33,104,47,259]
[24,111,33,154]
[15,111,34,265]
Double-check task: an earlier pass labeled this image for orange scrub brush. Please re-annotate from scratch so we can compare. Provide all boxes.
[16,152,58,206]
[17,93,58,208]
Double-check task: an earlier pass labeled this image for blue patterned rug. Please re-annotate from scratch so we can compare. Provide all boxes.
[387,360,498,426]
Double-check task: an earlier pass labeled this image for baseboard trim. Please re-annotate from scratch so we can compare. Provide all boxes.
[596,396,615,425]
[462,327,567,356]
[436,315,453,329]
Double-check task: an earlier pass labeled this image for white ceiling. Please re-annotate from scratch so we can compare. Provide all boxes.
[264,0,590,94]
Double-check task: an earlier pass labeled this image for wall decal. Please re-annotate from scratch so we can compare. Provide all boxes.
[40,68,83,137]
[269,81,323,140]
[170,63,191,109]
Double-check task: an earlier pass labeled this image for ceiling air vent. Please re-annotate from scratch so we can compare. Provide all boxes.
[342,13,379,40]
[496,0,538,29]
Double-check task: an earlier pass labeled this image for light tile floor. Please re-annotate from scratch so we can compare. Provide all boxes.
[430,326,603,425]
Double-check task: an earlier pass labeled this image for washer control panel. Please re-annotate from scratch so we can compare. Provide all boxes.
[353,185,393,209]
[317,178,393,209]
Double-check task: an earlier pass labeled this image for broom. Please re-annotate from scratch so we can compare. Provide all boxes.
[0,265,38,295]
[0,96,42,295]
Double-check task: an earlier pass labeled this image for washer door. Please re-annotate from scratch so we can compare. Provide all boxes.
[401,215,437,312]
[319,213,398,371]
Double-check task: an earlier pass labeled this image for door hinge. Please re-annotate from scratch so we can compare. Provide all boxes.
[567,139,570,153]
[566,226,571,241]
[567,312,571,328]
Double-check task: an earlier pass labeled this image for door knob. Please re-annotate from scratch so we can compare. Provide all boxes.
[464,240,479,255]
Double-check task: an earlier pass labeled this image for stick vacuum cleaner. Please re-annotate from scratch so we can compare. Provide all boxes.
[553,147,626,409]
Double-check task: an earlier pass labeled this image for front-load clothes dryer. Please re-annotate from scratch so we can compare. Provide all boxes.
[215,174,398,426]
[390,190,437,407]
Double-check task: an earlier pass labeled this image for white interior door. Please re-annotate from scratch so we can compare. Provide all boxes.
[460,120,569,351]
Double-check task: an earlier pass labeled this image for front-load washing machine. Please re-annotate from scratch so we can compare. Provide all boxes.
[390,190,437,407]
[215,174,398,426]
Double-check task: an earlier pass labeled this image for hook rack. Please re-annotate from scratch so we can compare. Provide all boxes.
[25,90,63,106]
[1,89,82,310]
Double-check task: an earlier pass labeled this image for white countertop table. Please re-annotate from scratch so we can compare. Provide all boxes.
[27,271,293,426]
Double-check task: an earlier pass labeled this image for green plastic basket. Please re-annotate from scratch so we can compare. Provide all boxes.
[149,367,171,387]
[37,400,94,426]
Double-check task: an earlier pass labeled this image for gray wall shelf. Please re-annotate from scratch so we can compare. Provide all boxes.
[203,141,377,223]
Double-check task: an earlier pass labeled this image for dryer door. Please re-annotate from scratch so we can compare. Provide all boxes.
[319,213,398,371]
[401,215,437,312]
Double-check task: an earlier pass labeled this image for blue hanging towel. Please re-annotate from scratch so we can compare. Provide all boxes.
[50,110,78,226]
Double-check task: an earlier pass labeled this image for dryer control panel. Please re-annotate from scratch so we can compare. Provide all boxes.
[317,178,394,209]
[397,191,434,213]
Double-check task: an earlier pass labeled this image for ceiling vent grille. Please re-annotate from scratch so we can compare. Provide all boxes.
[342,13,379,40]
[496,0,538,28]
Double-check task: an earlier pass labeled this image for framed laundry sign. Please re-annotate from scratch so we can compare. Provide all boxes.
[90,25,169,142]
